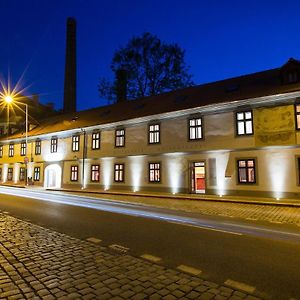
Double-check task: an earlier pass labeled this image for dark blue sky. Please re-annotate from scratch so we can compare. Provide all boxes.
[0,0,299,111]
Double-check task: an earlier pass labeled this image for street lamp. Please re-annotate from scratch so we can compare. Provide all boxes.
[4,95,29,185]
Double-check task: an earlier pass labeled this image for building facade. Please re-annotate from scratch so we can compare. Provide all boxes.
[1,59,300,200]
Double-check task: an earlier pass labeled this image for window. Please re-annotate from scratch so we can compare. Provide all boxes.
[0,145,3,158]
[9,144,14,157]
[34,167,40,181]
[72,135,80,152]
[0,168,2,180]
[149,124,160,144]
[20,142,26,156]
[236,111,253,135]
[237,159,256,183]
[114,164,124,182]
[189,118,203,140]
[288,70,299,83]
[70,165,79,181]
[296,105,300,130]
[50,137,58,153]
[35,139,41,155]
[91,165,100,182]
[7,168,13,181]
[115,129,125,147]
[92,132,100,150]
[19,167,25,181]
[149,163,161,183]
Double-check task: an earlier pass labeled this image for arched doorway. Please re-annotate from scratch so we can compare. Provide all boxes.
[44,164,62,188]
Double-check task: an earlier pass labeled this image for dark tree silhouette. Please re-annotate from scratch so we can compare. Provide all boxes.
[98,32,193,102]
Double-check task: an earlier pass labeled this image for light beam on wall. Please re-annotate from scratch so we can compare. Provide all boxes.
[102,157,113,190]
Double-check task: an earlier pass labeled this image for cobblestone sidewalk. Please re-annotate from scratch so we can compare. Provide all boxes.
[0,213,261,300]
[65,191,300,227]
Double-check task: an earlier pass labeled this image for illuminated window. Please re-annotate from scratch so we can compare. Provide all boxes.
[0,145,3,158]
[236,111,253,135]
[189,118,203,140]
[19,167,25,181]
[7,168,13,181]
[92,132,100,150]
[50,137,58,153]
[72,135,80,152]
[70,165,79,181]
[237,159,256,183]
[296,105,300,130]
[34,167,40,181]
[115,129,125,147]
[20,142,26,156]
[9,144,14,157]
[35,139,41,155]
[114,164,124,182]
[91,164,100,182]
[149,124,160,144]
[149,163,161,182]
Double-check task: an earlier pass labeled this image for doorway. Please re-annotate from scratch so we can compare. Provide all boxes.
[44,164,62,188]
[191,161,206,193]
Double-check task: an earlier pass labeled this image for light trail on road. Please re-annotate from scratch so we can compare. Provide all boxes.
[0,186,300,243]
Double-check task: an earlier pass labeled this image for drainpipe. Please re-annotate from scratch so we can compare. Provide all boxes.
[81,129,86,189]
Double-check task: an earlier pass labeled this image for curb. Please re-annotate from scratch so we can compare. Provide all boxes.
[45,188,300,208]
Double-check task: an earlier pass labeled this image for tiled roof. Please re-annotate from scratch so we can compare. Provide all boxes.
[3,59,300,140]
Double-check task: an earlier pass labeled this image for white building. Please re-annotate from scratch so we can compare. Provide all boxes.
[1,59,300,200]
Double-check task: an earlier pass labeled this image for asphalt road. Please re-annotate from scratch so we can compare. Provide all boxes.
[0,187,299,299]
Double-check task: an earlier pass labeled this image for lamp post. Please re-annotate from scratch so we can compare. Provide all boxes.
[4,95,29,185]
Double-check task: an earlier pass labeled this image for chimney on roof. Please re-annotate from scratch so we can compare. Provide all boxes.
[63,17,77,113]
[116,69,127,103]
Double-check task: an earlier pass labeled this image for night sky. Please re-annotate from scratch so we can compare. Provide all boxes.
[0,0,299,111]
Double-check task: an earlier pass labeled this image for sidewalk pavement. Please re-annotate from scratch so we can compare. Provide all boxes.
[0,212,261,300]
[46,187,300,227]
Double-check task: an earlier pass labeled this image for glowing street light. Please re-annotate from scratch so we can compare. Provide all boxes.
[4,95,13,103]
[4,95,29,185]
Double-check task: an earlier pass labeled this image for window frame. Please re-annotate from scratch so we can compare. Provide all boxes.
[34,167,40,181]
[50,137,58,153]
[115,128,125,147]
[236,111,254,136]
[188,117,203,141]
[237,158,256,184]
[114,163,125,182]
[70,165,79,182]
[72,134,80,152]
[91,131,101,150]
[295,104,300,130]
[91,164,100,182]
[148,123,160,144]
[35,139,41,155]
[20,141,26,156]
[9,144,14,157]
[7,167,13,181]
[19,167,25,181]
[0,145,3,158]
[149,162,161,183]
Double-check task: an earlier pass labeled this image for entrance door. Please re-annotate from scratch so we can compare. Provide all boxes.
[191,162,206,193]
[44,164,62,188]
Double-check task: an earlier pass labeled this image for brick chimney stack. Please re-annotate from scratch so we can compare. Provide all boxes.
[63,17,77,113]
[116,69,127,103]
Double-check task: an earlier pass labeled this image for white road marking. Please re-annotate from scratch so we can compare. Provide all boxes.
[109,244,129,253]
[225,279,255,293]
[2,211,9,214]
[86,237,102,244]
[177,265,202,276]
[168,221,242,236]
[141,254,162,263]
